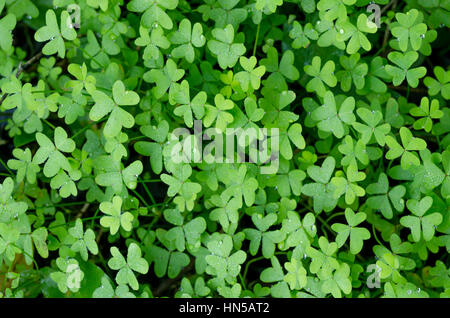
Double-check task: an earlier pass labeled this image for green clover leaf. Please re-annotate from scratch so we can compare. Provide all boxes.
[289,21,318,49]
[50,258,84,293]
[127,0,178,30]
[207,24,246,69]
[317,0,356,21]
[100,196,134,235]
[89,80,140,138]
[32,127,75,178]
[34,10,77,58]
[135,25,170,60]
[66,63,97,96]
[169,19,206,63]
[385,51,427,88]
[0,3,16,52]
[255,0,284,13]
[424,66,450,99]
[336,53,368,92]
[400,196,443,242]
[144,58,185,99]
[210,0,248,29]
[304,56,337,97]
[134,120,170,174]
[175,277,211,298]
[302,157,338,213]
[94,156,143,193]
[283,258,307,290]
[171,80,206,127]
[7,148,40,184]
[68,219,99,261]
[260,90,299,130]
[31,227,49,259]
[205,234,246,285]
[306,236,339,278]
[235,56,266,92]
[331,163,366,205]
[366,173,406,219]
[391,9,428,52]
[338,135,369,167]
[352,107,391,146]
[320,263,352,298]
[331,208,371,254]
[204,93,235,132]
[108,243,149,290]
[385,127,427,170]
[260,256,291,298]
[147,232,191,279]
[281,211,316,250]
[335,14,378,54]
[244,213,285,258]
[312,91,355,138]
[410,97,443,132]
[209,195,241,233]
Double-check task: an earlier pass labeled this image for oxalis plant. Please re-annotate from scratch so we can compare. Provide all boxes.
[0,0,448,299]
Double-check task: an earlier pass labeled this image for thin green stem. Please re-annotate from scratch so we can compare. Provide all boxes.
[72,118,107,139]
[0,158,14,176]
[43,119,56,130]
[28,201,89,211]
[142,182,156,205]
[242,251,287,283]
[239,273,246,290]
[78,46,105,69]
[325,212,346,224]
[48,215,103,230]
[90,207,100,229]
[315,213,333,234]
[252,23,261,57]
[127,136,146,143]
[131,188,150,207]
[387,159,394,172]
[372,224,387,249]
[12,244,40,271]
[436,134,442,152]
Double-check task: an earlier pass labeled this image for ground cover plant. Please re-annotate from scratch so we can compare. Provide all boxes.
[0,0,449,298]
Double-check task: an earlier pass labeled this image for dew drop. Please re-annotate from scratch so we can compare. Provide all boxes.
[407,290,412,295]
[339,29,344,34]
[417,288,421,293]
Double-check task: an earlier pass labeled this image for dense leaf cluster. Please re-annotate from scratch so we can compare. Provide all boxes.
[0,0,449,298]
